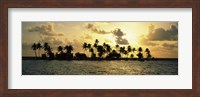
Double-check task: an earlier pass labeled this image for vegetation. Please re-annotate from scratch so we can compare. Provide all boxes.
[31,39,153,61]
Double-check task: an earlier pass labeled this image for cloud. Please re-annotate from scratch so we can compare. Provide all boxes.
[65,39,83,53]
[113,28,125,37]
[86,23,129,45]
[87,23,94,29]
[40,36,64,45]
[115,37,129,45]
[112,29,129,45]
[57,23,65,28]
[147,24,178,41]
[139,35,158,46]
[80,34,93,40]
[57,33,64,36]
[52,39,63,45]
[27,23,65,48]
[22,42,32,50]
[86,23,111,34]
[84,34,92,39]
[162,43,178,49]
[22,42,36,56]
[28,23,64,36]
[104,39,112,43]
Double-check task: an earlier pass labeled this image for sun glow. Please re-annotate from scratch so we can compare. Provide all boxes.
[22,22,178,58]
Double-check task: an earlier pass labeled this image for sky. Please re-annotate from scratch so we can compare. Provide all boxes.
[22,22,178,58]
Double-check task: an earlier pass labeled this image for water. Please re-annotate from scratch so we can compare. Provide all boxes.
[22,60,178,75]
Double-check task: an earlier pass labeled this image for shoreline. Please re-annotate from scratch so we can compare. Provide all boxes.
[22,57,178,61]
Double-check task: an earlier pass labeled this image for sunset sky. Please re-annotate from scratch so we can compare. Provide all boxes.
[22,22,178,58]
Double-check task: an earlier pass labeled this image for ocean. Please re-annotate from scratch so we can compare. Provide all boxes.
[22,60,178,75]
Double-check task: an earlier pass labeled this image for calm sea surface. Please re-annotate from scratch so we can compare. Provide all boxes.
[22,60,178,75]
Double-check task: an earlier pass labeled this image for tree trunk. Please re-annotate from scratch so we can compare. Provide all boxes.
[38,49,40,57]
[35,50,37,57]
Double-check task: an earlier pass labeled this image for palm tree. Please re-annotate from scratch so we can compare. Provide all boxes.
[46,46,53,58]
[130,54,134,58]
[127,46,132,52]
[145,48,152,59]
[93,43,98,48]
[132,48,136,56]
[31,43,37,57]
[93,39,99,49]
[43,42,49,54]
[127,45,132,58]
[119,46,125,57]
[106,44,111,54]
[103,42,106,48]
[57,46,63,54]
[46,46,52,54]
[36,43,42,57]
[64,45,69,53]
[124,50,128,58]
[97,45,105,58]
[89,48,94,54]
[68,45,73,54]
[132,48,136,52]
[138,47,143,53]
[41,42,53,58]
[93,39,99,57]
[115,44,119,52]
[87,43,91,51]
[95,39,99,45]
[89,48,95,58]
[64,45,73,54]
[82,42,88,53]
[137,47,143,60]
[115,44,119,49]
[145,48,149,53]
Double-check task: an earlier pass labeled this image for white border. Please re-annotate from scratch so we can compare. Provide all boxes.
[8,8,192,89]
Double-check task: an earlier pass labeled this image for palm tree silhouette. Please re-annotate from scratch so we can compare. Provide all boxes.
[97,45,105,58]
[31,43,37,57]
[127,45,132,58]
[68,45,73,54]
[137,47,143,60]
[43,42,49,54]
[89,48,96,58]
[37,43,42,57]
[145,48,149,53]
[95,39,99,45]
[124,50,128,58]
[64,45,73,54]
[103,42,106,48]
[105,44,111,55]
[82,42,87,53]
[89,48,94,54]
[87,43,91,52]
[115,44,119,53]
[64,45,68,53]
[43,42,54,58]
[57,46,63,54]
[130,54,134,58]
[132,48,136,52]
[132,47,136,58]
[93,39,100,56]
[115,44,119,49]
[46,46,53,59]
[119,46,125,57]
[30,39,153,61]
[145,48,152,59]
[138,47,143,53]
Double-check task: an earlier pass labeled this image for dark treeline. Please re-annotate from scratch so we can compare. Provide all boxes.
[31,39,153,61]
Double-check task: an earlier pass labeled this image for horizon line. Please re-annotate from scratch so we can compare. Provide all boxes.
[22,56,178,59]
